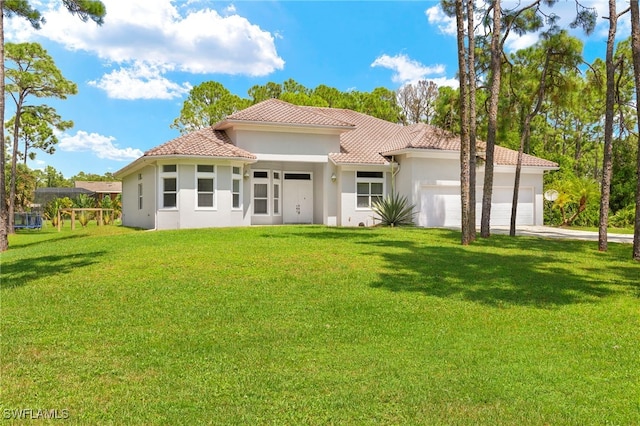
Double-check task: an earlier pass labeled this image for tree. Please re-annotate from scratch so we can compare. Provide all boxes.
[453,0,473,245]
[480,0,502,238]
[599,0,630,252]
[170,81,250,134]
[0,0,106,252]
[630,0,640,260]
[396,80,438,125]
[6,104,73,164]
[5,41,78,233]
[507,31,584,236]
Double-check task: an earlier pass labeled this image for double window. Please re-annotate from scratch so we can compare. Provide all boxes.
[196,165,216,208]
[356,171,384,209]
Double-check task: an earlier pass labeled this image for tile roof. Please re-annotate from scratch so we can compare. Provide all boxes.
[134,99,557,169]
[218,98,355,129]
[74,181,122,193]
[144,127,256,160]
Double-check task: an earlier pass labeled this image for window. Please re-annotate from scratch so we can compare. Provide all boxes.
[356,171,384,209]
[232,167,242,209]
[252,170,269,215]
[273,171,281,215]
[196,165,216,208]
[163,178,177,208]
[161,164,177,208]
[138,183,143,210]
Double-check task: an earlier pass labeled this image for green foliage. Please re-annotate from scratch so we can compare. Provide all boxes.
[5,105,73,162]
[42,196,73,226]
[170,81,250,134]
[610,204,636,228]
[372,192,416,227]
[548,176,600,226]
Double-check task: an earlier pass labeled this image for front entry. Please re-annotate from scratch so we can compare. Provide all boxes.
[283,173,313,224]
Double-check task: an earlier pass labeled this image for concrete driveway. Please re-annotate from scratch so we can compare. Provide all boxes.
[490,226,634,244]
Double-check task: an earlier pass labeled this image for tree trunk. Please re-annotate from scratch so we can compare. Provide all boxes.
[0,1,8,251]
[481,0,502,238]
[630,0,640,261]
[467,0,477,243]
[455,0,472,245]
[8,105,23,233]
[598,0,618,252]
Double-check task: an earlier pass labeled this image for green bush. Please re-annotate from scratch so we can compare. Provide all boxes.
[610,204,636,228]
[372,192,416,227]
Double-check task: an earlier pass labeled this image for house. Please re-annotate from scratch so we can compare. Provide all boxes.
[114,99,558,230]
[74,181,122,203]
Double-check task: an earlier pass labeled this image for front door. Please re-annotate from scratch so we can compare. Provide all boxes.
[283,173,313,224]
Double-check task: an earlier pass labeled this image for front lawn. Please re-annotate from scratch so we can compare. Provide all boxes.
[1,225,638,424]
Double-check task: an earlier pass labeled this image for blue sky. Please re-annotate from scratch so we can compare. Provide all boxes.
[4,0,631,179]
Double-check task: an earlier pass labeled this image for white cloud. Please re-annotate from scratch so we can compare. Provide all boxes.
[425,5,456,36]
[59,131,143,161]
[371,54,446,85]
[5,0,284,100]
[89,62,192,100]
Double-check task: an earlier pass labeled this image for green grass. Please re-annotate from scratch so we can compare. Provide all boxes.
[1,224,639,425]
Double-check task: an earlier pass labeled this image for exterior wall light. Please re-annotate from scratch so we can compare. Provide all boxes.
[331,173,337,182]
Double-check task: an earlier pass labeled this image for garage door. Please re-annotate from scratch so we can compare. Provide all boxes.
[418,186,534,227]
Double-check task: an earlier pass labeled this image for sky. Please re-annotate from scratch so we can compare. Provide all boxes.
[4,0,633,179]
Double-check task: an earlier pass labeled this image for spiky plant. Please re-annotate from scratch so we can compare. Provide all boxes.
[372,192,416,227]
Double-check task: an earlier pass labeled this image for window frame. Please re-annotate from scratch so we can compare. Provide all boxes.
[232,166,242,210]
[138,183,143,210]
[355,171,385,210]
[160,164,178,209]
[272,171,281,216]
[252,170,270,215]
[195,164,216,210]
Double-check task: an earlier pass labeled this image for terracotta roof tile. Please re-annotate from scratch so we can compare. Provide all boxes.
[145,127,256,160]
[219,98,355,128]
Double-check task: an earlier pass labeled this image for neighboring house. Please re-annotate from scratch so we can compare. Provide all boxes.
[115,99,558,230]
[34,187,93,207]
[74,181,122,203]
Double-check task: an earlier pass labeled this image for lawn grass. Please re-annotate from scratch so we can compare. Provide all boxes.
[1,224,639,424]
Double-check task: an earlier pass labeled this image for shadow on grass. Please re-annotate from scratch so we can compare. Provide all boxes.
[1,251,106,290]
[8,233,88,251]
[294,227,636,308]
[370,240,635,307]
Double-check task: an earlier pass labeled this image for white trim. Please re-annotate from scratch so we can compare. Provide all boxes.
[231,166,243,211]
[159,163,178,210]
[355,170,385,211]
[251,169,271,216]
[195,164,217,210]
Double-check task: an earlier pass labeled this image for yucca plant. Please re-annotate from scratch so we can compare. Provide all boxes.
[372,192,416,227]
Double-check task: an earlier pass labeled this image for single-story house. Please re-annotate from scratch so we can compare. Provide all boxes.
[74,181,122,202]
[114,99,558,230]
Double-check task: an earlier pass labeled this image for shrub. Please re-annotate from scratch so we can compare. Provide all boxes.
[610,204,635,228]
[372,192,416,227]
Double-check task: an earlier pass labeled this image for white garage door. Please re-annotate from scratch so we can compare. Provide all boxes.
[418,185,534,227]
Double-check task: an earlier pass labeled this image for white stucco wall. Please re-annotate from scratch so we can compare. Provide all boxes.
[394,153,548,227]
[234,129,341,158]
[120,165,156,229]
[338,166,391,227]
